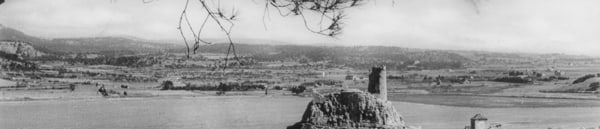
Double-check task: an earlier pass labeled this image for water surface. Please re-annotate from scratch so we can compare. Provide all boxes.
[1,96,599,129]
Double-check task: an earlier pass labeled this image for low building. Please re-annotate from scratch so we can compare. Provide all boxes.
[470,114,487,129]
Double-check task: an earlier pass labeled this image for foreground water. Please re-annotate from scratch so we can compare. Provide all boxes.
[1,96,599,129]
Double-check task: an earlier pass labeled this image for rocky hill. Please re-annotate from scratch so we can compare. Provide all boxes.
[0,29,43,71]
[0,40,45,58]
[287,89,409,129]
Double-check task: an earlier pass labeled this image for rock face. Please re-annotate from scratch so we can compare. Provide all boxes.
[0,40,45,58]
[287,89,407,129]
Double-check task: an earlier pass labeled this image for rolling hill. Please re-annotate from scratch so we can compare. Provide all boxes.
[0,24,184,55]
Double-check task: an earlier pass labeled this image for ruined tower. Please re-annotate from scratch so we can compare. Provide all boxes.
[470,114,488,129]
[368,66,387,100]
[288,65,409,129]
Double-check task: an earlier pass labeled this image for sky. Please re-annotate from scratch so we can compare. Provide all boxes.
[1,0,600,56]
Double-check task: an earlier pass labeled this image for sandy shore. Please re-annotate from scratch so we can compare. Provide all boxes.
[3,83,600,109]
[0,87,292,102]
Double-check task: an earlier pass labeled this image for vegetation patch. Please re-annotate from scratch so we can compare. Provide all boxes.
[493,76,532,83]
[573,74,599,84]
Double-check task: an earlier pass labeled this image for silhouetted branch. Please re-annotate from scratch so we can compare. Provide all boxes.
[129,0,393,69]
[175,0,240,71]
[264,0,367,37]
[177,0,191,59]
[175,0,376,70]
[466,0,486,14]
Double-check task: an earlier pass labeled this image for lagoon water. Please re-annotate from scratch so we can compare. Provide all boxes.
[1,96,599,129]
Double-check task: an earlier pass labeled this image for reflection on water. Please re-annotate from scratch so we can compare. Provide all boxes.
[1,97,599,129]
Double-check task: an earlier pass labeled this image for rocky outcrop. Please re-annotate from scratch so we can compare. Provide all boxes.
[0,40,45,58]
[287,89,408,129]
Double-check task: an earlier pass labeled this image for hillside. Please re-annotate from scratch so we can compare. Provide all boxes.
[0,24,184,56]
[195,43,469,69]
[46,37,183,55]
[0,25,468,69]
[192,42,599,69]
[545,76,600,93]
[0,37,43,71]
[453,50,597,65]
[0,40,45,58]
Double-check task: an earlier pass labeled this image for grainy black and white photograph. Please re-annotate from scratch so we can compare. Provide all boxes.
[1,0,600,129]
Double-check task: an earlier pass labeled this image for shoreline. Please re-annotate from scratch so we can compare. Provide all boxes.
[405,92,600,101]
[3,89,600,108]
[0,90,294,102]
[389,93,600,108]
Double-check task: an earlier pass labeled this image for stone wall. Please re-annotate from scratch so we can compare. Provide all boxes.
[368,66,387,100]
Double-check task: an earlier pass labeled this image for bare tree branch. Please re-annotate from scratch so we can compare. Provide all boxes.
[466,0,486,14]
[175,0,241,71]
[126,0,396,70]
[174,0,374,70]
[264,0,367,37]
[177,0,192,59]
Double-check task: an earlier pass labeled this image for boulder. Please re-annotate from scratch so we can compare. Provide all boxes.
[288,89,407,129]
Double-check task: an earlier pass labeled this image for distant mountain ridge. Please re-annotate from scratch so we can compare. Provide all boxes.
[0,24,597,69]
[194,43,468,69]
[0,24,184,55]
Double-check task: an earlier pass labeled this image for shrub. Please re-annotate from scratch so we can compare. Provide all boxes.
[217,82,232,93]
[290,86,306,94]
[161,80,174,90]
[573,74,597,84]
[587,82,600,91]
[494,77,532,83]
[556,76,569,80]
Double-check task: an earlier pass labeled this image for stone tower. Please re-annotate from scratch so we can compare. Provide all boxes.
[368,66,387,100]
[470,114,488,129]
[288,65,410,129]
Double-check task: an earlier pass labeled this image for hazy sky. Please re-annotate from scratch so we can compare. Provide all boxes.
[1,0,599,56]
